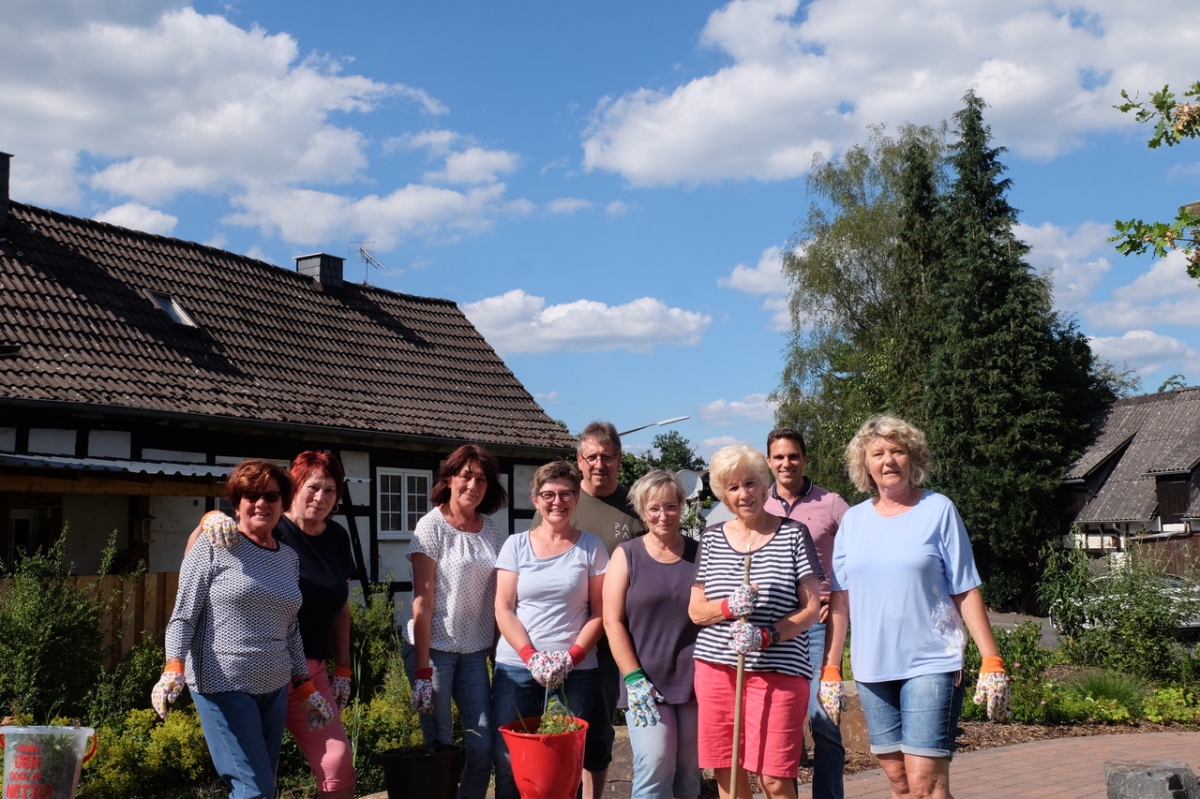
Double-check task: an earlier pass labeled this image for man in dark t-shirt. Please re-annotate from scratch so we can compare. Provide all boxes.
[531,420,645,799]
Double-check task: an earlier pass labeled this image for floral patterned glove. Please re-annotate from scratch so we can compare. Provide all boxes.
[331,665,352,711]
[201,510,239,549]
[151,660,186,718]
[546,649,577,686]
[973,656,1010,722]
[527,651,562,688]
[411,667,434,714]
[294,679,334,730]
[721,584,759,618]
[624,669,664,727]
[818,665,845,725]
[729,621,767,655]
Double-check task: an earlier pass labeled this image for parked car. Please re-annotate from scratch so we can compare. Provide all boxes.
[1050,573,1200,633]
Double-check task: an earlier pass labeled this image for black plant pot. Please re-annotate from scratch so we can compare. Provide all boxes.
[376,743,466,799]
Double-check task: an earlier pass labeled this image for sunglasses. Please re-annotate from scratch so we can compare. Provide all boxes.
[242,491,282,504]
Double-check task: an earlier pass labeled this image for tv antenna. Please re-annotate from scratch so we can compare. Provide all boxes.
[349,241,386,284]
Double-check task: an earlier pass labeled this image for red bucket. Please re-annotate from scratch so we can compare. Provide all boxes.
[498,716,589,799]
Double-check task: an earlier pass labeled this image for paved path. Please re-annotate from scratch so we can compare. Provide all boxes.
[801,731,1200,799]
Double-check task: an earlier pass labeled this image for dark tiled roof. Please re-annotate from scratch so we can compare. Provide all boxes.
[0,202,576,451]
[1069,388,1200,524]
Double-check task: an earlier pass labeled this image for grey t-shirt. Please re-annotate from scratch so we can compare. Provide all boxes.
[494,530,609,669]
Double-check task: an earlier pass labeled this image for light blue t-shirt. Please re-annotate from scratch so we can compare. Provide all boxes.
[831,491,981,683]
[494,530,608,670]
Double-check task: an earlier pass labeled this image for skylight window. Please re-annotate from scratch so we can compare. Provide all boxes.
[144,289,197,327]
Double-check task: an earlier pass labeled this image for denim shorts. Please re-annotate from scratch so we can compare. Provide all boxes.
[856,671,964,759]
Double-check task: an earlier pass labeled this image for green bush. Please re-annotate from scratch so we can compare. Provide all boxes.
[350,584,402,701]
[85,633,168,727]
[79,707,218,798]
[0,529,117,720]
[1143,685,1200,724]
[1061,670,1145,717]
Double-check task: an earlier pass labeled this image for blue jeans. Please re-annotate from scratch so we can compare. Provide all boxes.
[192,685,289,799]
[857,671,964,759]
[491,662,596,799]
[402,644,494,799]
[625,700,701,799]
[807,621,845,799]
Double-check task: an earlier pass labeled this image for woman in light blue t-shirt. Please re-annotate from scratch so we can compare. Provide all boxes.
[821,416,1010,799]
[492,459,608,799]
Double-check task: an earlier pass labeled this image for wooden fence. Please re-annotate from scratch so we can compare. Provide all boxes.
[0,572,179,670]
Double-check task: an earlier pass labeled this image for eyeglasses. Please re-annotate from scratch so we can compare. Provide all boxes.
[242,491,282,504]
[537,490,577,503]
[581,453,617,466]
[645,504,681,517]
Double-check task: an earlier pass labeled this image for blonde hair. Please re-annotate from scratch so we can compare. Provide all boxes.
[628,470,687,521]
[708,444,772,506]
[844,415,932,494]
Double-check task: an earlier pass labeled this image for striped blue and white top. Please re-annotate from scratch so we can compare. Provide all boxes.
[692,519,822,678]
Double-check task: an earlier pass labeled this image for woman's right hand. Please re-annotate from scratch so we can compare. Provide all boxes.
[411,668,434,714]
[151,660,186,718]
[722,584,759,618]
[201,510,239,549]
[527,651,562,688]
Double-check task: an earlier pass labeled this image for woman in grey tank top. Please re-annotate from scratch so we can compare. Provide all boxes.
[602,470,702,799]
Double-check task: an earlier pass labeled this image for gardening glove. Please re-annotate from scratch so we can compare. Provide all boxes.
[722,584,759,619]
[729,621,768,655]
[331,665,352,711]
[151,659,186,718]
[411,667,434,714]
[624,669,664,727]
[547,648,580,686]
[973,656,1011,722]
[817,666,845,726]
[201,510,239,549]
[527,651,562,688]
[294,679,334,730]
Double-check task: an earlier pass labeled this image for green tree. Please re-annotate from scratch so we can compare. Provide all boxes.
[1111,81,1200,282]
[646,430,706,472]
[776,92,1116,609]
[618,451,650,486]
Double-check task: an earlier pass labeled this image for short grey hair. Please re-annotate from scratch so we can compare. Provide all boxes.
[578,420,621,455]
[844,415,932,494]
[628,469,687,521]
[708,444,772,506]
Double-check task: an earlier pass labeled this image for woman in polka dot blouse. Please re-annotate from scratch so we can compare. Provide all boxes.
[400,444,510,799]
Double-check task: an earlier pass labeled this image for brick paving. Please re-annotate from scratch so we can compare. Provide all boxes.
[803,731,1200,799]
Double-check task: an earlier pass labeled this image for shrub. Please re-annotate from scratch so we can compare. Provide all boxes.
[1143,685,1200,724]
[0,529,117,720]
[350,584,402,701]
[85,633,167,727]
[1061,669,1145,717]
[79,707,218,798]
[347,656,425,795]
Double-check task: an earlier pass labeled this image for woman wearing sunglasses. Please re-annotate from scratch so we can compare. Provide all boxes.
[155,458,333,799]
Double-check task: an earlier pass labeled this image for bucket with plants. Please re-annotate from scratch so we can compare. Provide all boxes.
[0,724,97,799]
[498,694,588,799]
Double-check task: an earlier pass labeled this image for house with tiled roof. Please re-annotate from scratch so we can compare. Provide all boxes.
[0,152,575,589]
[1062,386,1200,571]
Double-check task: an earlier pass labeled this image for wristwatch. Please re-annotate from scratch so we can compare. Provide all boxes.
[765,624,781,647]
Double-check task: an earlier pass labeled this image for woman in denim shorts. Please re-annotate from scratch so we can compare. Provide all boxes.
[820,417,1010,799]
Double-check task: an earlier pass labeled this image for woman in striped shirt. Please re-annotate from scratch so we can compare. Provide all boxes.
[688,444,822,799]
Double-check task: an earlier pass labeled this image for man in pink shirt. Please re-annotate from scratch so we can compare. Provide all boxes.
[763,428,850,799]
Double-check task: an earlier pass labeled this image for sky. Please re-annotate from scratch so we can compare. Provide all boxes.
[2,0,1198,463]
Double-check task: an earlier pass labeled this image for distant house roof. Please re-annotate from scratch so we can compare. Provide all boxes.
[1066,388,1200,524]
[0,200,576,453]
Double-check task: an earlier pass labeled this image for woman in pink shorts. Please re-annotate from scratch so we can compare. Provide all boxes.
[688,444,823,799]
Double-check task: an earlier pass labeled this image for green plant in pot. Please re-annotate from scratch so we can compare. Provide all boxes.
[499,696,589,799]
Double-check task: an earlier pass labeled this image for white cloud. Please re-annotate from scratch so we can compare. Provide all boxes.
[461,289,712,354]
[718,245,791,330]
[1085,251,1200,329]
[697,435,751,460]
[424,147,520,185]
[1017,221,1112,312]
[94,202,178,235]
[386,129,461,155]
[604,200,630,217]
[546,198,595,215]
[224,182,529,248]
[1088,330,1200,376]
[0,6,444,208]
[582,0,1199,186]
[698,393,778,425]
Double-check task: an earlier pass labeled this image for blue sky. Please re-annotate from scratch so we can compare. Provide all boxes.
[3,0,1198,462]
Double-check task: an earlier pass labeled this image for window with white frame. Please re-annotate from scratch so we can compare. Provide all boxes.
[377,468,431,539]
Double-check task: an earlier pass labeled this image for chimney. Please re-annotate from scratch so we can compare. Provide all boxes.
[295,253,344,290]
[0,152,11,230]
